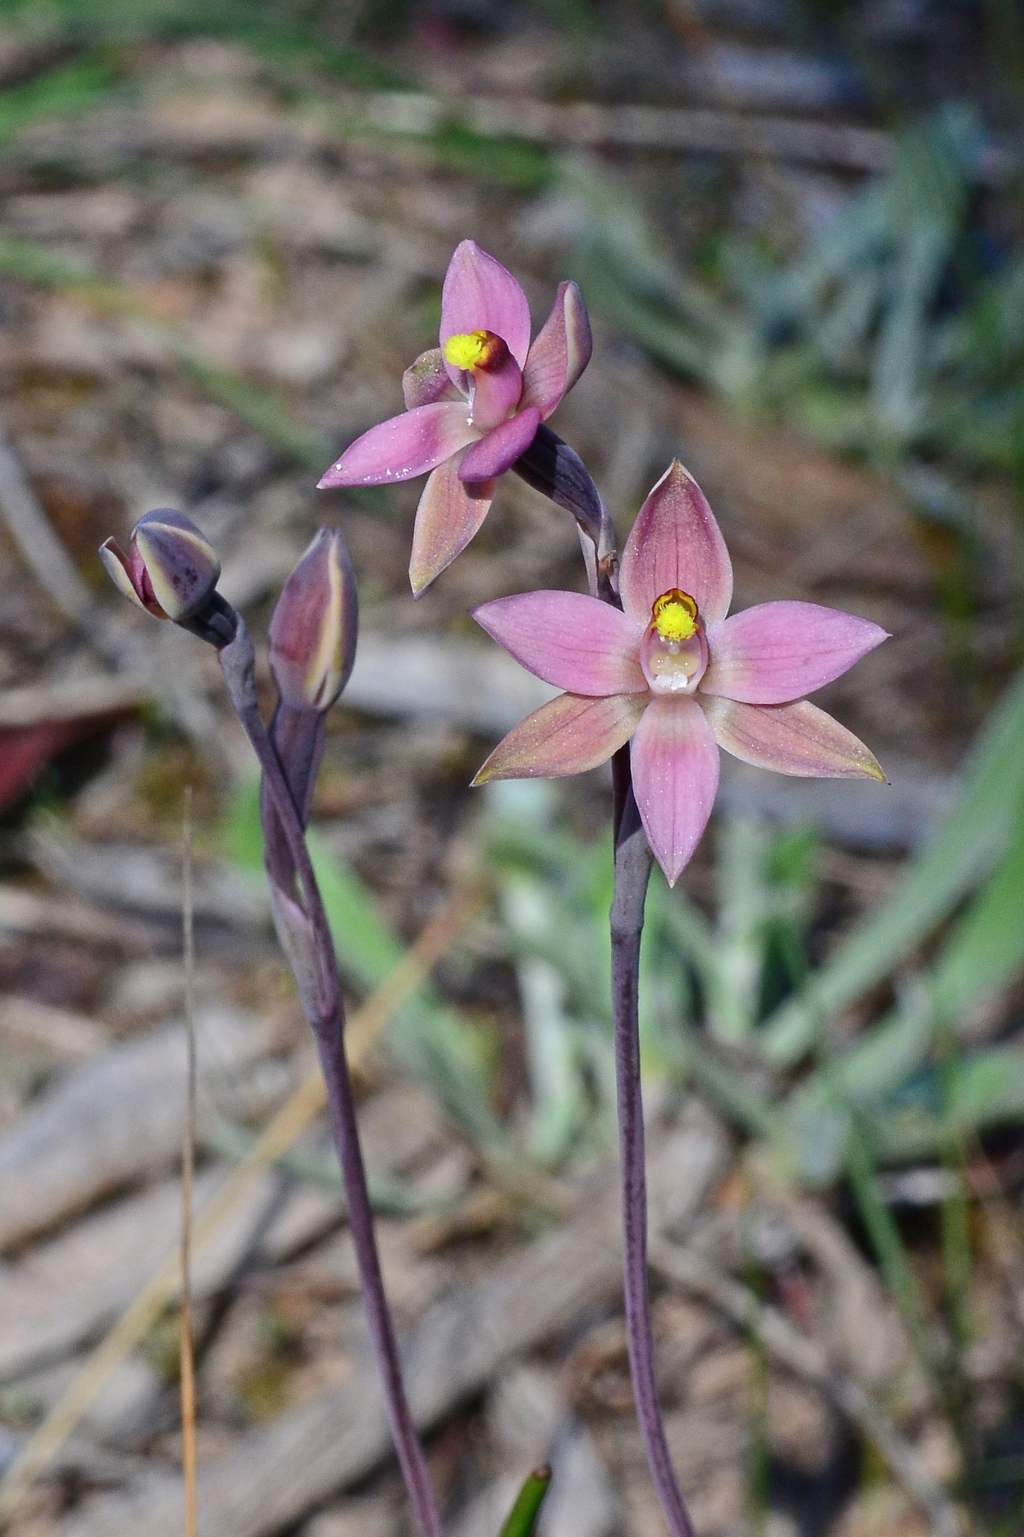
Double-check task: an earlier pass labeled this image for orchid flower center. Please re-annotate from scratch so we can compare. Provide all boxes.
[640,588,708,695]
[444,330,509,373]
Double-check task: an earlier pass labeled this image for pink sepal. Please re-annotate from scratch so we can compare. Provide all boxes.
[702,696,886,780]
[703,601,889,704]
[440,240,532,383]
[409,452,494,595]
[458,407,541,482]
[318,401,477,488]
[520,281,593,420]
[620,462,733,630]
[630,697,720,886]
[473,692,647,783]
[472,590,646,696]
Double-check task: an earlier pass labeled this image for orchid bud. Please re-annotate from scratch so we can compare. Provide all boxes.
[268,528,357,712]
[99,509,221,622]
[514,424,604,548]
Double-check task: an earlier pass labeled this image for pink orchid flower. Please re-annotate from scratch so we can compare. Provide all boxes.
[472,462,888,886]
[317,239,592,595]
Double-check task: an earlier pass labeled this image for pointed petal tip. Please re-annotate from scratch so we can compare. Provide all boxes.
[702,602,890,705]
[704,696,887,782]
[655,458,694,493]
[408,457,495,594]
[474,692,646,784]
[630,697,720,886]
[408,544,445,596]
[99,537,149,612]
[441,241,532,374]
[520,280,593,419]
[837,744,887,783]
[620,460,733,630]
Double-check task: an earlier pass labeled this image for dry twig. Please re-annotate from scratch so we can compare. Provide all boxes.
[0,415,97,632]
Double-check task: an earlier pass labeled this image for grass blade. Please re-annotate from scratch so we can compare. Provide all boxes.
[499,1466,552,1537]
[762,665,1024,1064]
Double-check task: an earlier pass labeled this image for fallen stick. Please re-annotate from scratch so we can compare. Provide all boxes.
[354,91,896,172]
[14,92,1013,181]
[0,674,147,730]
[0,883,163,950]
[0,415,96,630]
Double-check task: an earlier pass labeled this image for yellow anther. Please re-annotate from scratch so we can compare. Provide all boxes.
[651,589,698,643]
[444,331,492,370]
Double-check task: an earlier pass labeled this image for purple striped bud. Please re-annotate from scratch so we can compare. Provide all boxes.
[268,528,358,712]
[99,509,220,622]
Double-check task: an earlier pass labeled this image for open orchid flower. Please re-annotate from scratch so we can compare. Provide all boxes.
[318,239,592,595]
[472,461,888,885]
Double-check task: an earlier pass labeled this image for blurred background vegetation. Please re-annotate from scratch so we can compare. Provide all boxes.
[0,2,1023,1535]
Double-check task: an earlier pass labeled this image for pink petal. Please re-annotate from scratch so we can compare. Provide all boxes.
[630,697,720,886]
[473,692,647,784]
[409,452,495,595]
[701,696,886,780]
[458,407,541,482]
[702,601,890,704]
[472,590,646,696]
[619,461,733,630]
[403,348,462,409]
[440,240,532,381]
[520,281,593,420]
[470,347,524,432]
[318,402,477,488]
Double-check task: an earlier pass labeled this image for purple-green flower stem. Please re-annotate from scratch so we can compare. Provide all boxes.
[523,438,698,1536]
[611,787,697,1537]
[261,702,326,894]
[550,446,697,1537]
[312,1006,444,1537]
[217,618,445,1537]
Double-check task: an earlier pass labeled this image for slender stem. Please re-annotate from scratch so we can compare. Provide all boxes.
[611,789,698,1537]
[217,619,444,1537]
[315,1012,443,1534]
[180,787,197,1537]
